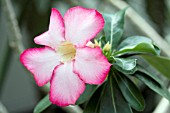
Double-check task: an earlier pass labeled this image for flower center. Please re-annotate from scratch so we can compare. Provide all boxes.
[57,41,76,63]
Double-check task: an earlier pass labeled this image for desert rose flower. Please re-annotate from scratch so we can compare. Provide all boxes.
[20,6,111,106]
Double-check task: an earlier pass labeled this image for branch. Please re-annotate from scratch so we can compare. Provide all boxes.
[2,0,24,54]
[153,87,170,113]
[2,0,83,113]
[0,101,9,113]
[0,39,12,93]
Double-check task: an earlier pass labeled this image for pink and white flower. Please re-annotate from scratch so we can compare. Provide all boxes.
[20,6,111,106]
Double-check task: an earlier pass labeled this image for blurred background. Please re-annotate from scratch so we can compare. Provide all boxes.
[0,0,170,113]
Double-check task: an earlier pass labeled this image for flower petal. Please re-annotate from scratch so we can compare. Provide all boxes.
[34,8,65,49]
[73,47,111,84]
[50,62,85,106]
[64,6,104,47]
[20,47,60,86]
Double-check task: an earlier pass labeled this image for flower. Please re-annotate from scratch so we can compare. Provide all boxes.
[103,42,111,52]
[20,6,111,106]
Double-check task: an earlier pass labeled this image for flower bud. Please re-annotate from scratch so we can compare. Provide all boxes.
[103,42,111,52]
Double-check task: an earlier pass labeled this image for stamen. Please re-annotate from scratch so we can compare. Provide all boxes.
[57,41,76,63]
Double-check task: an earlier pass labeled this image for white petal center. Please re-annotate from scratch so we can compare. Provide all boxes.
[57,41,76,63]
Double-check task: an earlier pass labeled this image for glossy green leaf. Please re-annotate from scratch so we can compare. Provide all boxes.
[83,84,105,113]
[135,71,170,101]
[84,74,132,113]
[140,55,170,80]
[103,8,126,50]
[76,84,97,105]
[138,67,162,84]
[113,58,137,74]
[100,74,132,113]
[131,55,170,101]
[114,72,145,111]
[154,45,161,55]
[34,95,51,113]
[130,55,162,84]
[114,36,158,56]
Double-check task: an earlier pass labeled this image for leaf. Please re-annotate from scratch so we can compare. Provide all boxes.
[113,58,137,74]
[131,55,170,101]
[140,55,170,80]
[76,84,97,105]
[130,55,162,84]
[103,8,126,50]
[99,74,132,113]
[154,45,161,55]
[114,72,145,111]
[138,66,162,84]
[84,74,132,113]
[99,76,116,113]
[34,95,51,113]
[114,36,158,56]
[97,36,106,48]
[83,84,105,113]
[135,71,170,101]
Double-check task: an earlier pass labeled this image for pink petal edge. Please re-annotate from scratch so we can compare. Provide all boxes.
[64,6,105,47]
[73,47,111,84]
[20,47,60,86]
[50,62,85,106]
[34,8,65,49]
[34,31,50,46]
[49,8,65,39]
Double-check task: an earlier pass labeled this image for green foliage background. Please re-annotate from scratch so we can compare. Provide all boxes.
[1,0,170,113]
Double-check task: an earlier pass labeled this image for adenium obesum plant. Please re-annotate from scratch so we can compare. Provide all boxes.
[20,6,111,106]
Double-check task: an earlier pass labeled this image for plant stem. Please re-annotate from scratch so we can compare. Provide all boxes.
[2,0,83,113]
[153,87,170,113]
[2,0,24,54]
[0,39,12,95]
[0,101,9,113]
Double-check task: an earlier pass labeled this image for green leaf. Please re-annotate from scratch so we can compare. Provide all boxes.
[100,74,132,113]
[131,55,170,100]
[83,84,105,113]
[135,71,170,101]
[76,84,97,105]
[114,72,145,111]
[84,74,132,113]
[34,95,51,113]
[138,66,162,84]
[113,58,137,74]
[140,55,170,80]
[154,45,161,55]
[130,55,162,84]
[114,36,158,56]
[103,8,126,50]
[97,36,106,48]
